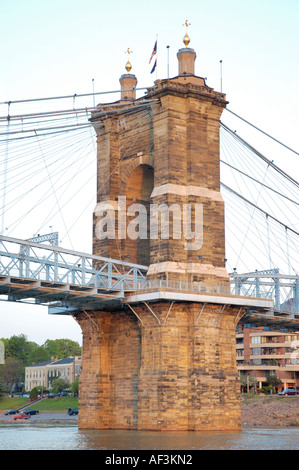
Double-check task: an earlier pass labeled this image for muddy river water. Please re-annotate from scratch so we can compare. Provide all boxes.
[1,423,298,451]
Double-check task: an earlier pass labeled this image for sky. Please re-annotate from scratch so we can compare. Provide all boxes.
[0,0,298,346]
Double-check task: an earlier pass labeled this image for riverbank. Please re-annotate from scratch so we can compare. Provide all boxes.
[241,395,299,427]
[0,410,78,425]
[1,395,298,428]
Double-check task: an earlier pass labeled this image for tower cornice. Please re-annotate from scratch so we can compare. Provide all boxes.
[146,77,228,108]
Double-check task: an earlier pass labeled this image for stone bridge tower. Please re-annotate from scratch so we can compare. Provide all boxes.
[77,31,250,431]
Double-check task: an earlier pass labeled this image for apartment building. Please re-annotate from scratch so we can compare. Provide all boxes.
[25,356,81,392]
[236,326,299,391]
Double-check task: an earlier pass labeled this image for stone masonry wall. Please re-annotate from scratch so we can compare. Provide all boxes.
[77,302,244,431]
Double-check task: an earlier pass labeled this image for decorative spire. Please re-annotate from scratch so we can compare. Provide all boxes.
[120,48,137,100]
[182,20,191,47]
[177,20,196,75]
[125,48,133,73]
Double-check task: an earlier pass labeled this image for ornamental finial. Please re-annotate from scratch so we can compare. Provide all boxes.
[182,20,191,47]
[125,48,133,73]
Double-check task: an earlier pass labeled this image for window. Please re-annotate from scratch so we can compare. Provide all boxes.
[252,336,261,344]
[252,348,261,355]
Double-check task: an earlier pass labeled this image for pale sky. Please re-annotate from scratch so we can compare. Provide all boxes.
[0,0,298,345]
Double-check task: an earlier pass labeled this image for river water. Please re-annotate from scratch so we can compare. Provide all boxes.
[1,423,299,450]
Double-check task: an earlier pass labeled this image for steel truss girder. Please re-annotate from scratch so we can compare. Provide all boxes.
[0,236,298,321]
[0,235,147,293]
[231,270,299,314]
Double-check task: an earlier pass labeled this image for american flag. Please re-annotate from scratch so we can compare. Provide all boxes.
[151,59,157,74]
[149,40,157,64]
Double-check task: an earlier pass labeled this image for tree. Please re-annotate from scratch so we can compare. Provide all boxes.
[0,375,6,397]
[51,378,69,393]
[0,338,9,355]
[42,339,57,358]
[30,386,39,400]
[5,334,37,364]
[266,375,282,393]
[43,339,81,359]
[240,372,257,393]
[0,335,81,395]
[27,346,50,365]
[0,358,24,394]
[71,378,79,396]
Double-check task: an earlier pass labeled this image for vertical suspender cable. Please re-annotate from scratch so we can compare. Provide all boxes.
[1,104,10,234]
[285,227,291,275]
[266,215,272,268]
[34,130,74,250]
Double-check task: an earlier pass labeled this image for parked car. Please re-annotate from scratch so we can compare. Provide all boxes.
[67,407,78,416]
[14,412,30,420]
[23,409,39,415]
[279,388,299,396]
[4,409,19,415]
[48,393,60,398]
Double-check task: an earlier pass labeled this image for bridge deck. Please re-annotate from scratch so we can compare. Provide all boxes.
[1,273,298,330]
[0,235,298,329]
[124,289,299,330]
[0,274,123,306]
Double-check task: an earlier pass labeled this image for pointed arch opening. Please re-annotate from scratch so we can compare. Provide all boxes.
[123,164,154,266]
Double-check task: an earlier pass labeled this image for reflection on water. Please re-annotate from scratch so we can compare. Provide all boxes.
[76,427,299,451]
[1,424,299,450]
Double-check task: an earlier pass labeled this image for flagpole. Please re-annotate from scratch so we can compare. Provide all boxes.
[220,60,222,92]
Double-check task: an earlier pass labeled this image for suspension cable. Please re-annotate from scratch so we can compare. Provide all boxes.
[224,108,299,156]
[221,182,299,237]
[0,87,151,106]
[221,122,299,188]
[220,159,299,206]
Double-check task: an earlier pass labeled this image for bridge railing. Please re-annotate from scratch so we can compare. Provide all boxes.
[0,236,298,314]
[133,275,298,314]
[230,271,299,314]
[0,235,147,292]
[134,278,231,295]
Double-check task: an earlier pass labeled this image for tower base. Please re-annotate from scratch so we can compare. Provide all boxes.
[77,300,244,431]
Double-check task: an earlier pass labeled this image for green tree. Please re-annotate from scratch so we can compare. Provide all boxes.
[30,386,39,400]
[266,375,282,393]
[240,372,257,393]
[42,339,57,358]
[43,339,81,359]
[51,378,69,393]
[5,334,37,364]
[0,357,24,394]
[0,338,9,354]
[27,346,50,365]
[71,378,79,396]
[0,375,6,397]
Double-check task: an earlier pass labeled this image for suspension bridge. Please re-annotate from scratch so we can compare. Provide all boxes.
[0,87,298,330]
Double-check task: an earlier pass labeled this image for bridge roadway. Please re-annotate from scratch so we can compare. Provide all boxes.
[0,235,298,330]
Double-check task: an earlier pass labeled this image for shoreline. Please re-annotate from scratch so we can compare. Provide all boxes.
[1,396,298,428]
[0,410,78,425]
[241,395,299,427]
